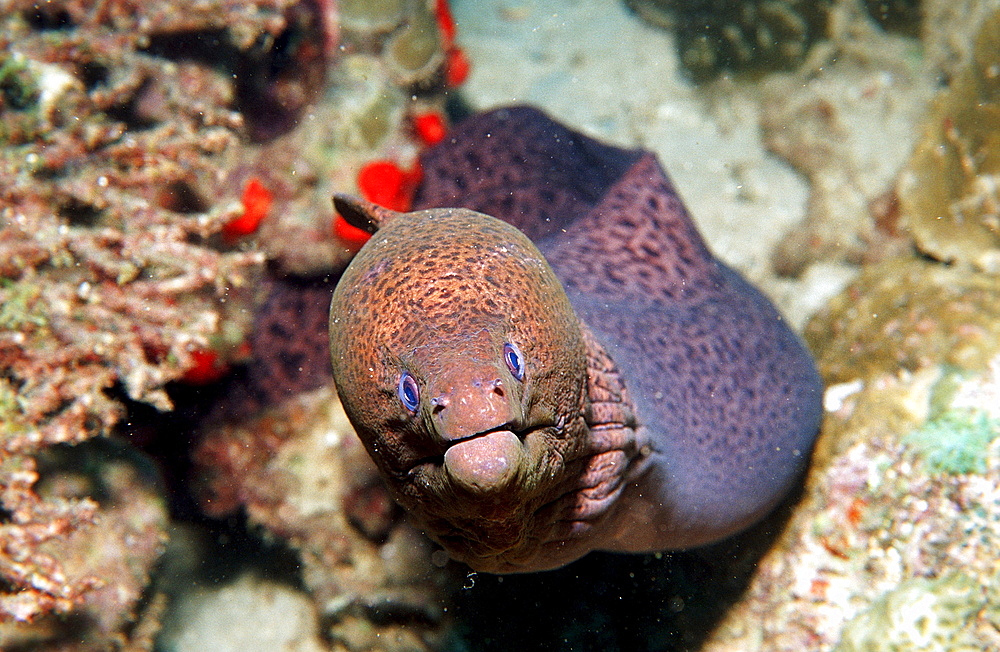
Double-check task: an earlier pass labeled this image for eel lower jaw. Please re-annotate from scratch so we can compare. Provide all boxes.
[406,423,555,496]
[442,429,524,494]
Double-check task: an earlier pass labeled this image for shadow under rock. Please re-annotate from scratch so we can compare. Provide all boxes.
[445,483,803,652]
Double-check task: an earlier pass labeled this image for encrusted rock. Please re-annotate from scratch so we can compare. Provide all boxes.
[898,9,1000,272]
[194,385,452,650]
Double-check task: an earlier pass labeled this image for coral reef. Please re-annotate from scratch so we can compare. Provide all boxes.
[625,0,834,81]
[193,385,452,651]
[257,0,469,274]
[702,105,1000,648]
[0,0,275,633]
[0,440,169,648]
[769,4,1000,277]
[898,8,1000,271]
[699,348,1000,650]
[689,14,1000,648]
[760,5,932,277]
[834,571,1000,651]
[0,0,464,645]
[805,257,1000,384]
[694,3,1000,628]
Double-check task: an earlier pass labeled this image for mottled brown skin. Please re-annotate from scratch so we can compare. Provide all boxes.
[329,107,822,575]
[329,198,648,572]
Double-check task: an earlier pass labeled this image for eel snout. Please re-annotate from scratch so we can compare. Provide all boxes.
[428,369,523,442]
[424,362,529,494]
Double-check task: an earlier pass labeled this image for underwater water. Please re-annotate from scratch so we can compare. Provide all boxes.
[2,0,1000,650]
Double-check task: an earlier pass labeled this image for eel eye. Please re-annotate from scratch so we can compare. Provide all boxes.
[503,342,525,381]
[397,372,420,412]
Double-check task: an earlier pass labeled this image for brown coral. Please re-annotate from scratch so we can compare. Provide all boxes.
[898,9,1000,271]
[0,0,464,643]
[0,3,469,651]
[806,257,1000,385]
[1,441,169,646]
[0,0,311,635]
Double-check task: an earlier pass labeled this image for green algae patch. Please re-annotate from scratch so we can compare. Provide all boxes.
[0,51,40,111]
[806,257,1000,384]
[905,409,1000,475]
[898,10,1000,271]
[834,571,1000,652]
[0,278,48,330]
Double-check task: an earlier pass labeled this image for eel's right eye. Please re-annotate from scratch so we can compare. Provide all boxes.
[398,372,420,412]
[503,342,525,381]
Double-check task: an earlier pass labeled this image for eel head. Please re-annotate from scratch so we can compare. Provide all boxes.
[329,196,598,571]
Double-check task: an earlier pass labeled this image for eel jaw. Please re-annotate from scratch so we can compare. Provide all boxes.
[401,418,564,512]
[406,421,544,498]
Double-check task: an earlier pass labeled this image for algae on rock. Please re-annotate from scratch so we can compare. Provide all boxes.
[626,0,834,81]
[905,409,1000,475]
[805,257,1000,385]
[834,571,1000,652]
[898,9,1000,271]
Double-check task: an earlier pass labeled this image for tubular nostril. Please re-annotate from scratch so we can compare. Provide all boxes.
[431,396,448,414]
[491,378,504,396]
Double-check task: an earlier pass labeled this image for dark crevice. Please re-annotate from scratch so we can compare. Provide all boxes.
[139,8,326,143]
[158,180,208,214]
[78,61,111,91]
[142,29,238,68]
[232,20,326,143]
[24,8,74,31]
[115,380,306,587]
[103,77,159,131]
[58,196,104,227]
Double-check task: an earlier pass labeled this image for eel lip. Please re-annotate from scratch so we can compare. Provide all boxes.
[442,429,524,494]
[406,423,539,476]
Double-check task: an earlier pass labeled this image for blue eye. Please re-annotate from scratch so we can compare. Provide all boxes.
[504,343,524,381]
[397,372,420,412]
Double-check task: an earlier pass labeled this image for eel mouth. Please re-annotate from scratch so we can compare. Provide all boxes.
[410,422,529,467]
[443,422,522,447]
[407,423,551,494]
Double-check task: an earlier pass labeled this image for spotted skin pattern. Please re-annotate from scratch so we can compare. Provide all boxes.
[329,107,823,573]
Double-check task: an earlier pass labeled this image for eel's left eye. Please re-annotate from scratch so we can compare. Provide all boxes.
[398,372,420,412]
[503,342,525,381]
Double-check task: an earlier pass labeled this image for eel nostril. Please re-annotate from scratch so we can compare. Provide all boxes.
[431,396,448,414]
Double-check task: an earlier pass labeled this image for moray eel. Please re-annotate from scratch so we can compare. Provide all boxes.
[329,107,823,574]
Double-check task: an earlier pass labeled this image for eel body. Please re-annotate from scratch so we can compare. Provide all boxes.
[329,107,823,573]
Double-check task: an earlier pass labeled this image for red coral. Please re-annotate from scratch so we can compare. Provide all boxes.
[356,160,423,212]
[412,110,448,147]
[435,0,458,47]
[445,46,471,88]
[433,0,470,88]
[181,349,231,385]
[223,177,274,242]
